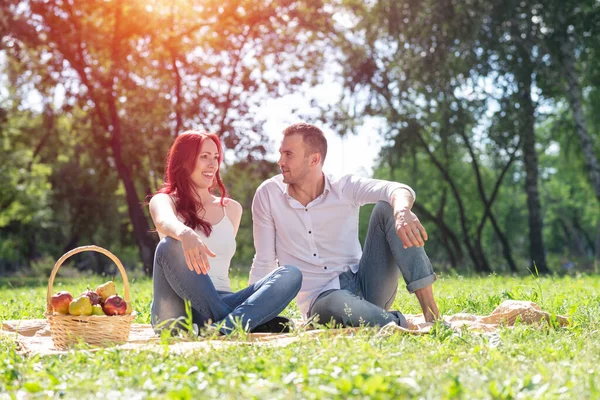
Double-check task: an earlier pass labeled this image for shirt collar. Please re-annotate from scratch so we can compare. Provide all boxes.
[278,172,332,198]
[323,173,332,194]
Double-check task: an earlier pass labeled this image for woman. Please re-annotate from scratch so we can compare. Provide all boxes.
[149,130,302,335]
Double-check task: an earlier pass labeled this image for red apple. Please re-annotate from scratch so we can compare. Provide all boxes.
[51,291,73,314]
[102,295,127,316]
[81,290,102,306]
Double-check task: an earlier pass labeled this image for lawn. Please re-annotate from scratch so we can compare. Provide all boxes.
[1,273,599,399]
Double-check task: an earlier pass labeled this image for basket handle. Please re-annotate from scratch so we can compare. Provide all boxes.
[46,245,131,313]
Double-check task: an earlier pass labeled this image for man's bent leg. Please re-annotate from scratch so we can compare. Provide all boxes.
[308,271,408,328]
[357,201,439,321]
[309,289,408,328]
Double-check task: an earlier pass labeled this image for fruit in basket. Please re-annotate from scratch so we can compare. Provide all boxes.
[103,295,127,315]
[91,304,106,316]
[96,281,117,301]
[51,291,73,314]
[68,296,93,316]
[81,290,102,306]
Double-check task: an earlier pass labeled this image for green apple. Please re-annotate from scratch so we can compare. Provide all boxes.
[68,296,93,316]
[95,281,117,301]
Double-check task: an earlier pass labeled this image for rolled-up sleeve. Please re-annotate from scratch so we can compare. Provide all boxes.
[340,175,415,206]
[249,183,279,284]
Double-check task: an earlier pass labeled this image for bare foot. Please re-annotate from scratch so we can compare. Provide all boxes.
[414,285,440,323]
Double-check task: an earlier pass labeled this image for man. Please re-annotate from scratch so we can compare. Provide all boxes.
[249,123,439,328]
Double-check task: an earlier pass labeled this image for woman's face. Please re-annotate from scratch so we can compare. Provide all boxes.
[190,138,220,189]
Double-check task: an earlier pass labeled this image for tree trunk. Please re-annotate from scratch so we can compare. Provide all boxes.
[412,202,463,268]
[488,214,519,273]
[107,97,157,275]
[553,23,600,268]
[520,68,550,274]
[104,2,156,275]
[459,129,519,273]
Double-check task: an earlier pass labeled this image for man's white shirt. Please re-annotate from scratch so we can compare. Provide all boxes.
[249,173,415,318]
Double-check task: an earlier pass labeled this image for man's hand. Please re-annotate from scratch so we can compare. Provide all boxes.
[394,208,428,249]
[179,228,216,274]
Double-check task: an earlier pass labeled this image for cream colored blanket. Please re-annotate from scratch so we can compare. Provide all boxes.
[0,300,569,356]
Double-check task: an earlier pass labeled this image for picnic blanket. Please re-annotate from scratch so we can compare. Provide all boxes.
[1,300,569,356]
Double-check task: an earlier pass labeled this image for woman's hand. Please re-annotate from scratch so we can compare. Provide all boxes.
[179,228,216,274]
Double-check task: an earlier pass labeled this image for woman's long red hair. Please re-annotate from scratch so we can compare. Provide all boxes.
[155,130,228,237]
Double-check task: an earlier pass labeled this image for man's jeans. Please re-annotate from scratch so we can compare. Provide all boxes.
[151,237,302,334]
[309,201,436,328]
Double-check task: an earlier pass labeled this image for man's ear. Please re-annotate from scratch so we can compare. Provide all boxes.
[311,153,321,166]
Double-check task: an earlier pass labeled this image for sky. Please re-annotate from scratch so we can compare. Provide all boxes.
[254,88,384,178]
[0,49,384,178]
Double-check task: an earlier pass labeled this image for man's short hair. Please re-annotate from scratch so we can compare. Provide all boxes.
[283,123,327,164]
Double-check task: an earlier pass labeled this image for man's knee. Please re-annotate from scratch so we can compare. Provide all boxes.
[371,201,394,225]
[373,200,393,215]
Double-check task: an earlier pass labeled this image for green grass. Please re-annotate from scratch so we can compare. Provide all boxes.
[1,273,599,399]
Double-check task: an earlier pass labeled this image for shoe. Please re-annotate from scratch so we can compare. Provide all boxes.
[251,316,294,333]
[388,310,409,328]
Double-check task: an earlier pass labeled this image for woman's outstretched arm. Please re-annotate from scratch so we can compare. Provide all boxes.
[149,193,215,274]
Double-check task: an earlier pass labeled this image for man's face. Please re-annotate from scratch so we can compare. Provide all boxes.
[278,134,311,184]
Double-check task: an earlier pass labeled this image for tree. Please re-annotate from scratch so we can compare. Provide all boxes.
[4,0,333,273]
[325,0,525,272]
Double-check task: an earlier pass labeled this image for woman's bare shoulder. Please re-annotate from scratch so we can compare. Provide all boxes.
[149,193,176,209]
[222,197,242,213]
[151,192,176,205]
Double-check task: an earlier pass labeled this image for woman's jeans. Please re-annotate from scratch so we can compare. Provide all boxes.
[309,201,437,329]
[151,237,302,334]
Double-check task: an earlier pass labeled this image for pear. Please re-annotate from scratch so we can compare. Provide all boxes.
[91,304,106,316]
[95,281,117,301]
[68,296,93,316]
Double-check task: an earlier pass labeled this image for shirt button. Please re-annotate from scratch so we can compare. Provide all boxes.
[308,231,312,234]
[324,266,328,270]
[313,253,316,256]
[305,208,308,211]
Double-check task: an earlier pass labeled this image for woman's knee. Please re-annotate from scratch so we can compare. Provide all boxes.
[155,236,184,263]
[280,264,303,287]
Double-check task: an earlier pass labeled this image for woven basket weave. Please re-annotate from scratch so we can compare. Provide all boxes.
[44,245,135,349]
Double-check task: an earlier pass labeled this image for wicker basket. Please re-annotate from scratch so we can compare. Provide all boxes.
[44,245,135,349]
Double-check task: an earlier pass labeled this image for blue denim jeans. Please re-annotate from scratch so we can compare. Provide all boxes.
[151,237,302,334]
[308,201,437,328]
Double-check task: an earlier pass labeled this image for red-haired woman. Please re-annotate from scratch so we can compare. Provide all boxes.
[149,130,301,334]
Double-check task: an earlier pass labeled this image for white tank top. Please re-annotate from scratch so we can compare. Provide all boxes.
[159,206,236,292]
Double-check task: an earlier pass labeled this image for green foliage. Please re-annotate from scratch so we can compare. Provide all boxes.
[1,274,599,398]
[1,0,334,272]
[328,0,600,274]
